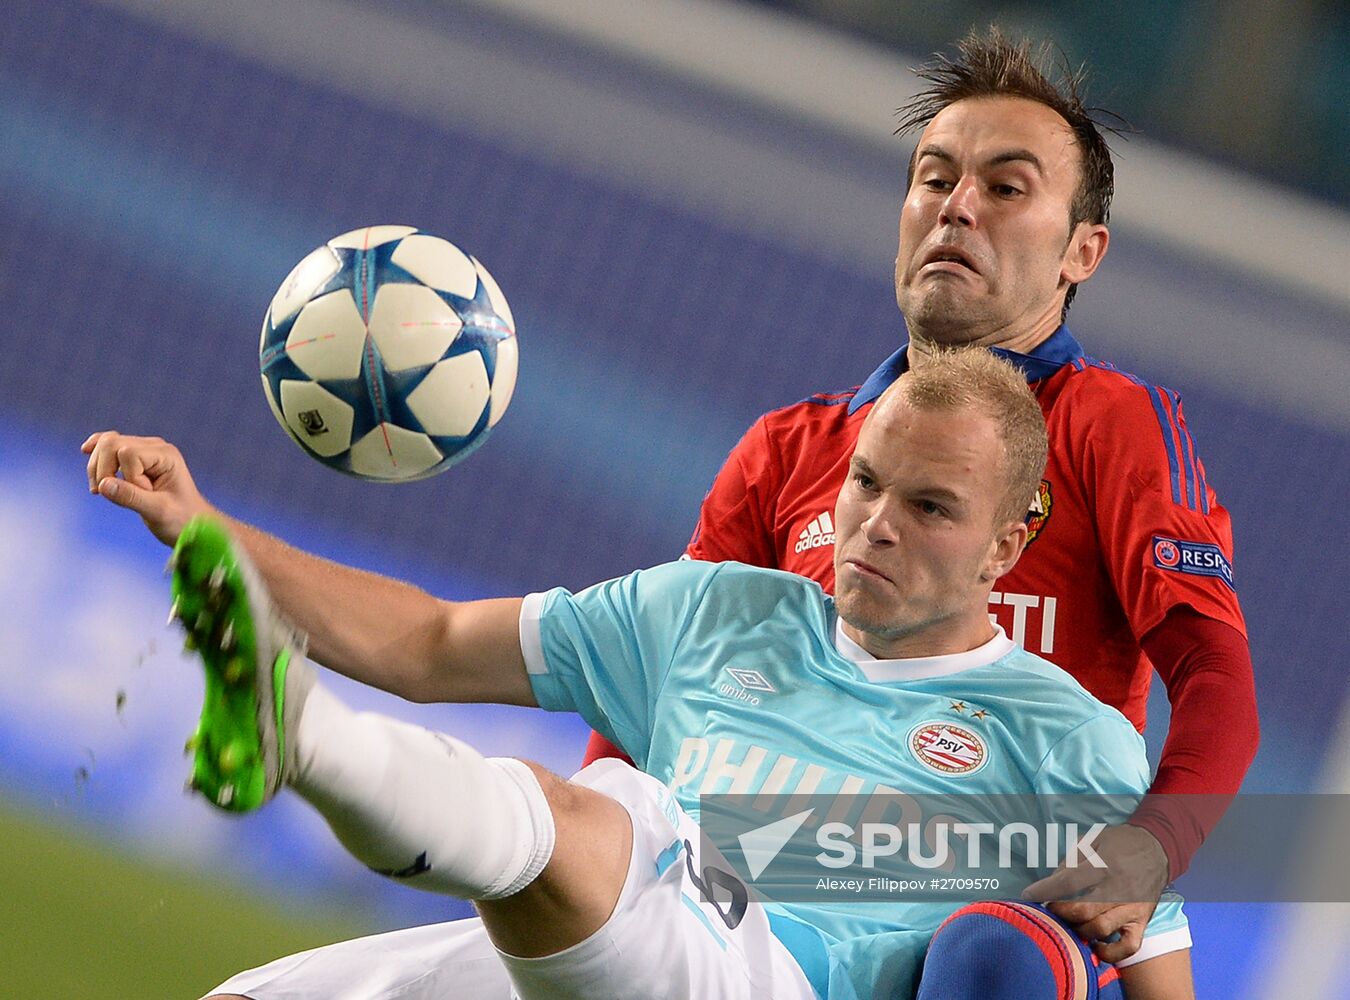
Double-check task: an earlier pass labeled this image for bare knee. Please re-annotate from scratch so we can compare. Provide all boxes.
[515,761,631,857]
[475,759,632,958]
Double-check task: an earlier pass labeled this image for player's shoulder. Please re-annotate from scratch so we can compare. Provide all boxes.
[693,558,827,598]
[756,384,865,433]
[986,647,1148,791]
[734,385,866,473]
[994,644,1104,707]
[1053,355,1188,417]
[631,557,728,594]
[1045,355,1208,467]
[990,645,1137,735]
[660,556,820,585]
[674,558,828,615]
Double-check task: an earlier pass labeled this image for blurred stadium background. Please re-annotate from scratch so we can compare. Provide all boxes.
[2,0,1346,995]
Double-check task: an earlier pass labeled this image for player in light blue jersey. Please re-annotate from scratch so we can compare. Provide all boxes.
[525,556,1190,998]
[85,349,1193,999]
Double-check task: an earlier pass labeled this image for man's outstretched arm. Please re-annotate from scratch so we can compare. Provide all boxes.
[82,431,533,706]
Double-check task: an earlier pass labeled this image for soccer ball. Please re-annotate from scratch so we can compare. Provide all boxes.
[259,225,518,481]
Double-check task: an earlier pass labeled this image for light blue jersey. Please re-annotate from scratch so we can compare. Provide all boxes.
[521,561,1189,999]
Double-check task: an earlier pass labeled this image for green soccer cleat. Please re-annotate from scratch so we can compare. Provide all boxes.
[169,515,312,813]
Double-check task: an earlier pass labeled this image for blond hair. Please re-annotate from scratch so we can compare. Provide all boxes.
[895,348,1048,526]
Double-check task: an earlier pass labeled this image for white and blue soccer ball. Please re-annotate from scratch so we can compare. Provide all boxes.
[259,226,518,481]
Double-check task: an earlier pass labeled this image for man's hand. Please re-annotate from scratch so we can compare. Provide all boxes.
[1022,822,1169,963]
[82,432,214,546]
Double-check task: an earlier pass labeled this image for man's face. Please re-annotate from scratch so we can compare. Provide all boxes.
[894,96,1097,345]
[833,391,1023,657]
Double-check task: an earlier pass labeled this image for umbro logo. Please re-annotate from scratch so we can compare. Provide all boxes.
[726,668,776,693]
[794,511,836,553]
[718,667,776,706]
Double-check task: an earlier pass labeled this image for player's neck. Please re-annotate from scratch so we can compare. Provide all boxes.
[907,313,1061,363]
[842,616,1000,661]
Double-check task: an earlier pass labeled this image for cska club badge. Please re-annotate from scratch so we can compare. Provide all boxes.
[1025,479,1052,546]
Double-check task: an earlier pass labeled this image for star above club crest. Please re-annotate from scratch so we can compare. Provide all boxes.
[949,701,966,713]
[971,709,989,720]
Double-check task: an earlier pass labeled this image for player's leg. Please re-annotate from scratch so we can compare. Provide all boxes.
[470,759,632,957]
[172,517,625,998]
[195,764,629,1000]
[201,918,512,1000]
[915,900,1122,1000]
[173,518,816,998]
[242,736,812,1000]
[285,678,628,937]
[173,514,628,910]
[492,759,821,1000]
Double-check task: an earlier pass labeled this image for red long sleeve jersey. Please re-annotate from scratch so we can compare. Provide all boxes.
[684,327,1248,732]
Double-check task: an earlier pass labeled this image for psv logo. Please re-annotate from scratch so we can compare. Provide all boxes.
[908,722,989,776]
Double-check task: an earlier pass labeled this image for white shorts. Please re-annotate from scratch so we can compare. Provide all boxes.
[210,760,818,1000]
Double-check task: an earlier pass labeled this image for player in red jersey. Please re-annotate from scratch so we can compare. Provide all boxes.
[584,30,1258,963]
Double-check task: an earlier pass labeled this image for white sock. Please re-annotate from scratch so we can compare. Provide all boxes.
[290,682,555,900]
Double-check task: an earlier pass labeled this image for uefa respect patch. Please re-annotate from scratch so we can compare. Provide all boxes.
[1152,535,1234,590]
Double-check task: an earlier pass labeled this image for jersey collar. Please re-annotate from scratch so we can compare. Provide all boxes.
[834,619,1015,682]
[847,325,1084,415]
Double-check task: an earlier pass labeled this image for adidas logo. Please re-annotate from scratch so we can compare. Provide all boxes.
[794,511,836,553]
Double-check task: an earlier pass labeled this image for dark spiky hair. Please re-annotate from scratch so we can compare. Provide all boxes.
[896,28,1128,315]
